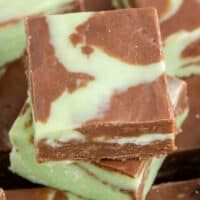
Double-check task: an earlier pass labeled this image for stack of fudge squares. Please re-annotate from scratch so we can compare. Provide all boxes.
[0,1,199,200]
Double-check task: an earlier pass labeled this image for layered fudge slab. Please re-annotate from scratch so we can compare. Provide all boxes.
[10,103,165,200]
[113,0,200,77]
[0,59,27,152]
[26,8,176,162]
[0,0,81,68]
[9,76,187,200]
[147,178,200,200]
[5,188,85,200]
[0,189,6,200]
[80,0,113,11]
[158,75,200,182]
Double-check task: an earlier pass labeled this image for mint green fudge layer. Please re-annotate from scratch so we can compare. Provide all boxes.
[0,0,75,67]
[10,101,164,200]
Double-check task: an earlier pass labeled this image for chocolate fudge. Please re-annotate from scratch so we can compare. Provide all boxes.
[147,178,200,200]
[0,59,27,152]
[25,8,177,162]
[9,76,187,200]
[80,0,113,11]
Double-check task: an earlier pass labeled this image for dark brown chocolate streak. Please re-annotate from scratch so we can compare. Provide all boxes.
[181,61,200,69]
[26,17,94,122]
[80,0,113,11]
[74,163,135,198]
[161,0,200,39]
[54,191,68,200]
[0,59,27,152]
[176,75,200,151]
[182,38,200,58]
[70,8,163,65]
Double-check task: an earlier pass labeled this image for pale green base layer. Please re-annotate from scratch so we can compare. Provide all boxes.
[0,21,25,67]
[9,103,163,200]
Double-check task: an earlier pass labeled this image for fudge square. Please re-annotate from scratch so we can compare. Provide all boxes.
[26,8,176,162]
[9,76,186,200]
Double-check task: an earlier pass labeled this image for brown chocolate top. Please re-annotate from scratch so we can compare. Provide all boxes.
[182,38,200,58]
[161,0,200,39]
[176,75,200,151]
[0,59,27,152]
[97,159,145,178]
[80,0,112,11]
[133,0,171,19]
[26,17,94,122]
[0,189,6,200]
[147,179,200,200]
[6,188,68,200]
[70,8,163,65]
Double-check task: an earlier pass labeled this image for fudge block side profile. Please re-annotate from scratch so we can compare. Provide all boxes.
[25,8,176,161]
[9,101,164,200]
[9,76,188,200]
